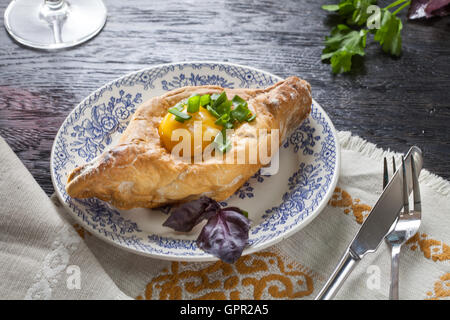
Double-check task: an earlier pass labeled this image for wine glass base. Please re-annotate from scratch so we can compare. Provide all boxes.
[4,0,107,50]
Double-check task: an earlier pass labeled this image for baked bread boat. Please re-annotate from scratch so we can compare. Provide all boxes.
[66,76,312,209]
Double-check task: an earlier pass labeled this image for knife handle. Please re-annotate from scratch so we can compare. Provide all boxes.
[315,248,360,300]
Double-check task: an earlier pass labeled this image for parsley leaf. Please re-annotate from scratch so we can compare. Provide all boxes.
[322,0,376,25]
[322,4,340,11]
[321,24,368,74]
[374,9,403,56]
[350,0,377,26]
[321,0,408,73]
[322,0,355,16]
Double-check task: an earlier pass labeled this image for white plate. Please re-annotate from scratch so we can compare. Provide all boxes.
[51,62,340,261]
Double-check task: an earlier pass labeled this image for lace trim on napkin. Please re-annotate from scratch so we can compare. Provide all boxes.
[24,224,81,300]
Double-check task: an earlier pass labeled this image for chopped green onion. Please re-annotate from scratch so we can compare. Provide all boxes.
[216,100,232,116]
[200,94,211,107]
[224,122,234,129]
[212,92,227,109]
[247,113,256,122]
[232,95,247,106]
[214,129,231,153]
[215,113,230,126]
[210,93,221,101]
[230,104,250,122]
[168,107,192,122]
[187,95,200,113]
[206,105,220,118]
[167,91,255,131]
[172,102,185,112]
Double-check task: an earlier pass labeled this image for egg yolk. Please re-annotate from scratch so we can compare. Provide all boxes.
[158,105,222,156]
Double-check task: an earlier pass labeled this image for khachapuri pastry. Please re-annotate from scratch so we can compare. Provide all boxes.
[66,76,312,209]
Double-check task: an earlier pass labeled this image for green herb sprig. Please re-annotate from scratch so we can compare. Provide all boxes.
[321,0,410,74]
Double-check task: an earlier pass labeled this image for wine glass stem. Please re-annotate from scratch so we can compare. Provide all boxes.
[52,19,62,43]
[40,0,69,44]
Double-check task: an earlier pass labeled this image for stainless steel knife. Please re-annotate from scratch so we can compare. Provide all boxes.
[315,146,423,300]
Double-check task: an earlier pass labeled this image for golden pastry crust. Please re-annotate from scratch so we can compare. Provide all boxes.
[66,76,312,209]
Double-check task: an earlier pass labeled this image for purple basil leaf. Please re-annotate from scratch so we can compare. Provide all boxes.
[163,196,220,232]
[408,0,450,19]
[196,207,250,264]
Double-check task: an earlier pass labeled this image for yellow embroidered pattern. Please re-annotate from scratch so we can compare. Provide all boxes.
[406,233,450,262]
[425,273,450,300]
[329,187,371,224]
[136,250,315,300]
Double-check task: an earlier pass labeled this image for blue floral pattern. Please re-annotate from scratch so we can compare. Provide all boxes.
[71,198,141,235]
[253,163,322,233]
[69,90,142,161]
[283,118,321,155]
[162,73,234,91]
[232,170,268,199]
[235,182,254,199]
[51,62,339,260]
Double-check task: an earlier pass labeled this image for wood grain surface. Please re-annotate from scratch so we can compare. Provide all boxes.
[0,0,449,195]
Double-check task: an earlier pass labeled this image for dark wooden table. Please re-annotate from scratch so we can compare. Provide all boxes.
[1,0,449,195]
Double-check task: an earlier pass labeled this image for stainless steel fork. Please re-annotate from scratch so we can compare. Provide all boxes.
[384,155,422,300]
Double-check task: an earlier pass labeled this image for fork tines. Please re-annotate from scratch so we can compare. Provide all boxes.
[411,156,422,213]
[383,154,422,216]
[383,156,398,190]
[402,157,410,214]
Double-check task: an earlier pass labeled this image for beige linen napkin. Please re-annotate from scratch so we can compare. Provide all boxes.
[0,133,448,300]
[0,137,130,300]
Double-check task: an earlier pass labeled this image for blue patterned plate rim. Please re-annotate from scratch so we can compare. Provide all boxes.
[50,61,340,261]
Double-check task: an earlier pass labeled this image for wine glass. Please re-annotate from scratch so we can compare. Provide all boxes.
[4,0,107,50]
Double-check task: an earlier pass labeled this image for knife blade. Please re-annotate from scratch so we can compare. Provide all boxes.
[316,146,423,300]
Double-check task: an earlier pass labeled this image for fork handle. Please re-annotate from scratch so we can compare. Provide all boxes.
[315,248,360,300]
[389,245,401,300]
